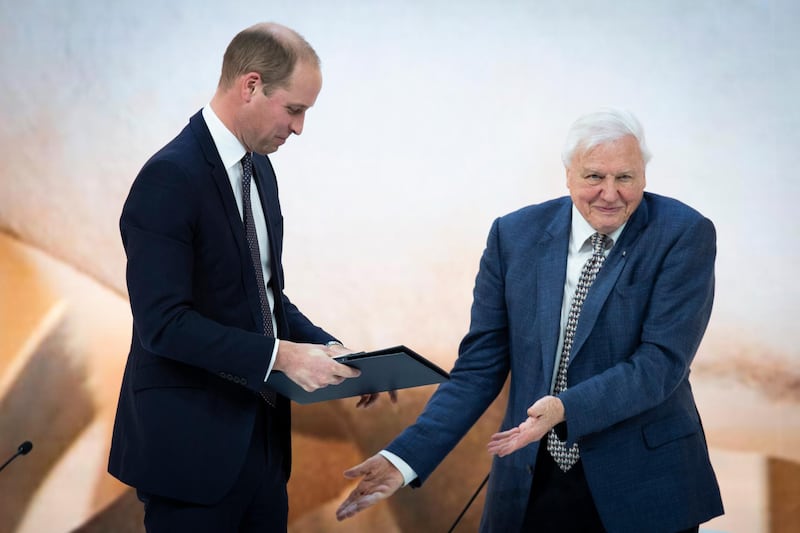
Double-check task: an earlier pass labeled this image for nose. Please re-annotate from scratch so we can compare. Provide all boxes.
[290,113,306,136]
[599,176,619,201]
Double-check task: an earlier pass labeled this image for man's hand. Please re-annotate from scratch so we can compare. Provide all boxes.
[273,341,360,392]
[487,395,565,457]
[355,389,398,408]
[324,343,399,409]
[336,454,404,521]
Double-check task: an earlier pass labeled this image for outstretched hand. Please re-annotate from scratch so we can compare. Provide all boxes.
[336,454,404,521]
[487,395,565,457]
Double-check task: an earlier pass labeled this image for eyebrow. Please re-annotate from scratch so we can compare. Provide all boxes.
[584,168,637,176]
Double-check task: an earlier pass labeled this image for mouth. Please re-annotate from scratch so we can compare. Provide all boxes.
[593,205,622,214]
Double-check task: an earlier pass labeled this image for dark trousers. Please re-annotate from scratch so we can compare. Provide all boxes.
[521,443,605,532]
[521,444,699,533]
[138,404,287,533]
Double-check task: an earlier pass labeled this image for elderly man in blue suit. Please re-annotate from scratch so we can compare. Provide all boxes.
[107,23,391,532]
[337,109,723,532]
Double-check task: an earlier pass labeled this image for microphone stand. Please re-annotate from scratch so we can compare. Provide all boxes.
[447,471,489,532]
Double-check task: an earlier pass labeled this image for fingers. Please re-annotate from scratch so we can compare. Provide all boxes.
[343,459,371,479]
[337,491,387,521]
[275,341,360,382]
[356,393,379,408]
[488,398,564,458]
[355,390,399,409]
[337,455,403,521]
[333,360,361,379]
[487,418,542,457]
[488,439,515,457]
[489,427,519,442]
[487,430,521,457]
[487,433,514,456]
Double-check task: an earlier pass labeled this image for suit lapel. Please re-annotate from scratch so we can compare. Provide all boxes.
[534,201,571,384]
[569,196,650,361]
[189,112,264,331]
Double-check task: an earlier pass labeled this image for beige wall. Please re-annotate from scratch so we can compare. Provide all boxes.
[1,1,798,531]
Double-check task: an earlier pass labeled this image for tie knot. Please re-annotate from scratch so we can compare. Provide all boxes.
[590,232,608,255]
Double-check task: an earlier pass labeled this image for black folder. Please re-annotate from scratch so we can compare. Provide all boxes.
[265,345,449,404]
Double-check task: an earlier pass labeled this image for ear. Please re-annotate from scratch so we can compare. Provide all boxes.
[240,72,261,102]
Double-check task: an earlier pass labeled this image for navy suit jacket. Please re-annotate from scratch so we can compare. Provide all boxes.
[108,111,336,504]
[387,193,723,532]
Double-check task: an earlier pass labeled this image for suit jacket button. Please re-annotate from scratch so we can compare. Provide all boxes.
[241,378,248,385]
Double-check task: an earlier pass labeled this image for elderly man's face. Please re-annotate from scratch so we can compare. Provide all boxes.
[566,135,646,235]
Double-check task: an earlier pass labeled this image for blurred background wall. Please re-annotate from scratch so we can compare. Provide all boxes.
[0,1,797,531]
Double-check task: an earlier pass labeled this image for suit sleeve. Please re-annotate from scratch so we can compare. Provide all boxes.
[280,293,338,344]
[559,216,716,443]
[121,159,275,391]
[386,218,511,484]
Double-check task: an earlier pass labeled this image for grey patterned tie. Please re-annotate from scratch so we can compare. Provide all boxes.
[242,153,276,406]
[546,232,608,471]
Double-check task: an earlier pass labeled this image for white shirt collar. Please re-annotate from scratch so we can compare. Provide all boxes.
[202,105,248,171]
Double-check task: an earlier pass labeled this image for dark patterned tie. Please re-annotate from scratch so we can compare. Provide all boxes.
[546,232,608,471]
[241,153,276,406]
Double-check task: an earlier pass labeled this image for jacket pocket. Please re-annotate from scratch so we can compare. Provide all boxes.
[613,280,653,299]
[642,413,700,449]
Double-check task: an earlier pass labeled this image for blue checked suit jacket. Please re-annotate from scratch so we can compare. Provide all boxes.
[387,193,724,532]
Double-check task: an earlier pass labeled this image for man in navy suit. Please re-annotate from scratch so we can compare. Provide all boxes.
[108,23,384,532]
[337,109,723,532]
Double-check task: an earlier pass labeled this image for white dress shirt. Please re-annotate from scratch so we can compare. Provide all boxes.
[381,205,626,486]
[202,105,280,381]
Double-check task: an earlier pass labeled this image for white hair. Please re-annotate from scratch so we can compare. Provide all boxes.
[561,108,652,167]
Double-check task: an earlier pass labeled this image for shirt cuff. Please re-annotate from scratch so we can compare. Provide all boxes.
[263,339,280,382]
[379,450,418,486]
